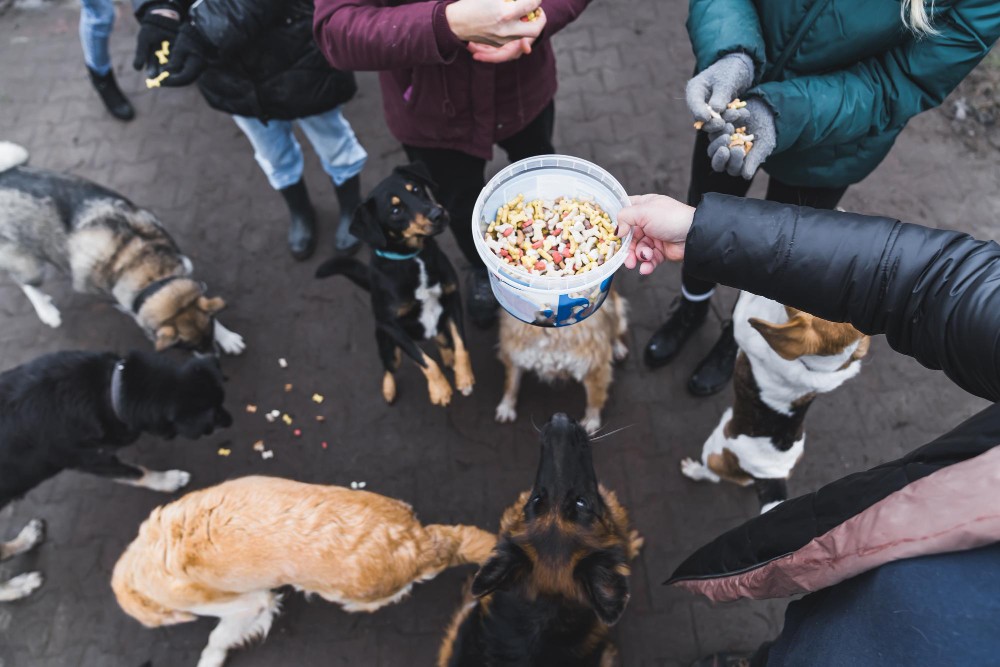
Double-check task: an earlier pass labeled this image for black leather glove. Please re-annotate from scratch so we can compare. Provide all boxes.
[133,3,181,73]
[161,24,213,87]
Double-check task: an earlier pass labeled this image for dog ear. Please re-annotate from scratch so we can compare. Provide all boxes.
[748,314,819,361]
[394,162,437,189]
[154,325,179,351]
[576,551,631,626]
[471,541,529,598]
[197,296,226,315]
[349,198,387,249]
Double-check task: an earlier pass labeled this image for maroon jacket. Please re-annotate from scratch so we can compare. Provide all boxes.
[313,0,589,160]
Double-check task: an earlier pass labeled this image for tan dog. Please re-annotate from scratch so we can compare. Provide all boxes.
[439,413,643,666]
[681,293,869,513]
[495,290,628,434]
[112,476,495,667]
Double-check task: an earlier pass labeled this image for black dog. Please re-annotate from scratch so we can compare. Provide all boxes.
[0,350,231,602]
[316,163,474,407]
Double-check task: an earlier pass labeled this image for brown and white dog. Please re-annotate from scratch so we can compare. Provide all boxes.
[112,475,495,667]
[681,292,869,513]
[439,413,643,666]
[0,142,243,355]
[495,290,629,434]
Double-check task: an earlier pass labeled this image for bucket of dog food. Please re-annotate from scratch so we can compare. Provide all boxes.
[472,155,632,327]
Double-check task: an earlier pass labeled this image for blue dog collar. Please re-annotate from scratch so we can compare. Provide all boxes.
[374,248,420,260]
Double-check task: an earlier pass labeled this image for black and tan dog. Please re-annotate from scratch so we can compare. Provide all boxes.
[439,413,643,666]
[0,349,232,602]
[316,164,473,407]
[0,142,243,355]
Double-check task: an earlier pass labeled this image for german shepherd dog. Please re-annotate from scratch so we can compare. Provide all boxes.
[0,142,244,355]
[439,413,643,667]
[0,349,232,602]
[315,164,474,407]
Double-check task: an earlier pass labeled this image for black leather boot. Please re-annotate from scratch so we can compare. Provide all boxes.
[643,296,710,369]
[87,67,135,121]
[466,268,498,329]
[688,320,739,397]
[279,180,317,261]
[333,175,361,254]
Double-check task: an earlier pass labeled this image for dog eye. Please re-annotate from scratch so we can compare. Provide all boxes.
[391,206,401,216]
[575,497,589,510]
[412,185,421,194]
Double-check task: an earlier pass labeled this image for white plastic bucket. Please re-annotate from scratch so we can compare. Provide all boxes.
[472,155,632,327]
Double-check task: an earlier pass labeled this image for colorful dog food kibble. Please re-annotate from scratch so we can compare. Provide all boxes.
[729,126,754,152]
[505,0,541,21]
[217,447,231,457]
[311,393,324,404]
[726,98,748,110]
[245,404,257,414]
[483,195,621,277]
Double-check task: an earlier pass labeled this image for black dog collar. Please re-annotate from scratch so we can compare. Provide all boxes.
[132,275,184,313]
[374,248,421,260]
[110,360,127,423]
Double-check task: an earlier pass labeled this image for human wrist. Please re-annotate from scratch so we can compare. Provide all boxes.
[435,1,466,57]
[444,1,473,42]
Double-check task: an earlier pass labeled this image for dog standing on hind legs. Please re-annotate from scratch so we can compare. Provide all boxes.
[316,163,474,406]
[681,292,869,513]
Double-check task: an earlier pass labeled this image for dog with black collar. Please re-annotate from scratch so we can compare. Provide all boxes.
[0,142,244,355]
[0,349,232,602]
[316,163,474,407]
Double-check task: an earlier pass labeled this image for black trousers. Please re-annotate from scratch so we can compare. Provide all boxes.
[403,101,556,269]
[683,131,848,296]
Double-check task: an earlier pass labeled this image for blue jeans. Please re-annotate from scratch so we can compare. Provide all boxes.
[762,544,1000,666]
[80,0,115,74]
[232,108,368,191]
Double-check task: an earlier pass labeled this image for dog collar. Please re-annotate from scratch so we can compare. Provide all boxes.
[373,248,420,261]
[110,360,127,423]
[132,275,184,313]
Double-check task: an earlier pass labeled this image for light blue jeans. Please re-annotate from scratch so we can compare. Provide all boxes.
[232,107,368,191]
[80,0,115,74]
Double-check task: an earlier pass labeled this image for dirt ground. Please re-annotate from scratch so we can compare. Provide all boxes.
[0,1,998,665]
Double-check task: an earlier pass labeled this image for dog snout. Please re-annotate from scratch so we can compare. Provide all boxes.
[428,206,445,222]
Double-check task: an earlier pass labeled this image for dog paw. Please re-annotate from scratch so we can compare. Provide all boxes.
[215,324,246,355]
[680,457,718,483]
[455,373,475,397]
[428,379,453,407]
[495,401,517,423]
[145,469,192,493]
[196,647,228,667]
[2,572,44,600]
[613,340,629,362]
[36,300,62,328]
[581,410,602,435]
[12,519,46,554]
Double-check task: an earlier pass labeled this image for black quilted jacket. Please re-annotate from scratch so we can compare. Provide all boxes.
[133,0,356,120]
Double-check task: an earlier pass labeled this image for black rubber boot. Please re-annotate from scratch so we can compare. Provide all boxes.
[688,320,739,397]
[278,180,317,261]
[333,174,362,254]
[466,268,498,329]
[87,67,135,121]
[643,296,710,369]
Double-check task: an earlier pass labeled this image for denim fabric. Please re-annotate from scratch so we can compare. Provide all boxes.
[80,0,115,74]
[232,107,367,190]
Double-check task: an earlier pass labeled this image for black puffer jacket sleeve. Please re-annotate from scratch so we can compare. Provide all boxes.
[187,0,277,58]
[685,193,1000,402]
[132,0,192,18]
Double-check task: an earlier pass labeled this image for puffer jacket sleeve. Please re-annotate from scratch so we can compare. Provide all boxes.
[313,0,465,71]
[751,0,1000,154]
[187,0,277,58]
[132,0,193,18]
[687,0,766,73]
[685,193,1000,402]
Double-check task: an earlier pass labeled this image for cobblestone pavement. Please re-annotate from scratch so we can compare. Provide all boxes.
[0,1,997,665]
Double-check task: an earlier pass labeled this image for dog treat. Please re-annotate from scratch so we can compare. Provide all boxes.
[284,383,293,392]
[154,40,170,65]
[315,415,326,423]
[483,195,621,277]
[145,71,169,89]
[261,449,274,459]
[245,404,257,414]
[217,447,231,456]
[506,0,541,21]
[350,481,368,490]
[278,358,288,368]
[253,440,265,452]
[282,413,293,426]
[693,120,705,130]
[293,428,302,437]
[321,441,328,449]
[727,98,747,110]
[311,393,324,404]
[729,125,755,152]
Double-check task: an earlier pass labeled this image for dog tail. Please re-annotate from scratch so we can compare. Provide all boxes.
[0,142,28,173]
[755,478,788,515]
[315,257,370,291]
[426,525,498,567]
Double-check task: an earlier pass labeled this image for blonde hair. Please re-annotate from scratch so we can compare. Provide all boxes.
[902,0,938,36]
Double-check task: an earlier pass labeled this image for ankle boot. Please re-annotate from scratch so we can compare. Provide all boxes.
[333,175,361,254]
[87,67,135,121]
[279,180,317,261]
[688,320,739,397]
[643,296,710,369]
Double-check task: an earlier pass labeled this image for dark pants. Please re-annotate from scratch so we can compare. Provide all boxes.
[683,132,847,297]
[403,101,556,269]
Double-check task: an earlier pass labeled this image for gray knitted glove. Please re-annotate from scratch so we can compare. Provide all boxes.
[707,97,777,179]
[686,53,755,134]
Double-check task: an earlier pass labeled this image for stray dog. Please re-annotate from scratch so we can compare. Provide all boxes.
[439,413,643,667]
[316,163,473,406]
[0,142,244,355]
[681,293,869,513]
[0,349,231,602]
[112,476,496,667]
[495,290,629,434]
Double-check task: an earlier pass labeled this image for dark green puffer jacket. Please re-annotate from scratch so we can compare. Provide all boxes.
[688,0,1000,187]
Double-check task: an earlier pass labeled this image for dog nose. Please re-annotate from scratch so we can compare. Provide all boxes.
[550,413,571,426]
[428,206,444,222]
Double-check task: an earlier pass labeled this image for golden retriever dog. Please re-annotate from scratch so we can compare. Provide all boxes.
[439,413,643,666]
[112,476,496,667]
[496,290,628,434]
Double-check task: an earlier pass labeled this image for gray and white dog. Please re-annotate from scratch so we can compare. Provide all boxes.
[0,142,243,355]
